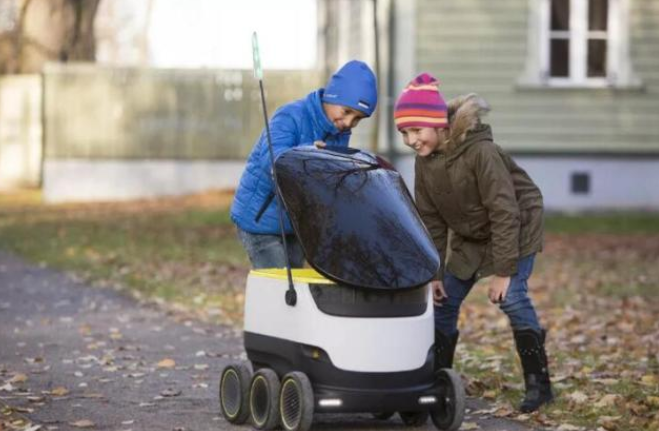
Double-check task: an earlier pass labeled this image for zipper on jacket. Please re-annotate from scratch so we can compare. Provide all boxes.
[254,192,275,223]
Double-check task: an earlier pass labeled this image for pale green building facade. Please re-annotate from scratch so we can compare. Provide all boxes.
[321,0,659,210]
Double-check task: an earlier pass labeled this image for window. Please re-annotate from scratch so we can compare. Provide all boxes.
[571,172,591,195]
[519,0,641,88]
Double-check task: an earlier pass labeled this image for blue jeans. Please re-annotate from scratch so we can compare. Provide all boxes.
[435,254,542,335]
[237,228,305,269]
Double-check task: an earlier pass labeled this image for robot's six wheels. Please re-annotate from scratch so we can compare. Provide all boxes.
[279,371,315,431]
[249,368,281,430]
[220,363,462,431]
[430,369,466,431]
[219,362,252,424]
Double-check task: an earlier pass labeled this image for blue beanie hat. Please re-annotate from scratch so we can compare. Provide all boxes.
[322,60,378,117]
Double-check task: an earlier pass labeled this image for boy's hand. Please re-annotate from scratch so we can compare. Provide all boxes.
[314,140,326,149]
[430,280,447,306]
[488,275,511,304]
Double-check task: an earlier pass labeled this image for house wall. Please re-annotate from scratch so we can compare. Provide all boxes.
[413,0,659,154]
[396,154,659,211]
[398,0,659,210]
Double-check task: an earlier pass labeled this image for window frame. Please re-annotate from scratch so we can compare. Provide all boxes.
[519,0,642,89]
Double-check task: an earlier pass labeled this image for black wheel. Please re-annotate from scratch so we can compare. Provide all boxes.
[279,371,314,431]
[372,412,395,420]
[399,411,429,426]
[430,369,466,431]
[249,368,281,430]
[219,362,251,424]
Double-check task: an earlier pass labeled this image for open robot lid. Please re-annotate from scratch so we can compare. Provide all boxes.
[274,146,440,290]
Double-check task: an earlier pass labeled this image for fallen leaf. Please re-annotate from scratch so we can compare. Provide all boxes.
[9,373,28,384]
[11,406,33,413]
[70,420,95,428]
[568,391,589,404]
[157,358,176,369]
[594,394,620,408]
[646,396,659,408]
[81,393,105,399]
[460,422,480,430]
[598,415,621,430]
[627,401,648,416]
[483,390,497,400]
[160,388,182,397]
[50,387,69,396]
[592,378,619,386]
[0,382,15,392]
[493,406,515,417]
[641,375,657,386]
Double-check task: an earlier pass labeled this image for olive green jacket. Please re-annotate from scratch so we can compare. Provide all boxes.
[415,94,544,280]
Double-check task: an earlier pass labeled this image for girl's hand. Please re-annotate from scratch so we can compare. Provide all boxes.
[488,275,511,304]
[430,280,447,306]
[314,140,326,149]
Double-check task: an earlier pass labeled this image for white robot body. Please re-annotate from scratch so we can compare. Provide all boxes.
[244,271,434,373]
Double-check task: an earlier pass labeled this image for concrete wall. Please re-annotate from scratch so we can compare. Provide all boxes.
[43,64,323,160]
[40,64,324,202]
[0,75,42,189]
[43,159,245,203]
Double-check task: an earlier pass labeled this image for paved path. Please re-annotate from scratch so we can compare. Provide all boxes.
[0,251,537,431]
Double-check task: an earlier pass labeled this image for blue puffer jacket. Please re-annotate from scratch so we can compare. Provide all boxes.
[231,89,350,234]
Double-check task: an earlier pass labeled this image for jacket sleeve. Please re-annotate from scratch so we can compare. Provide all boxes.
[258,112,300,175]
[473,143,520,276]
[414,162,449,280]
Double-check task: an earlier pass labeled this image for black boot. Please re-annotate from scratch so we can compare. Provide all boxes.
[434,330,459,371]
[514,328,554,413]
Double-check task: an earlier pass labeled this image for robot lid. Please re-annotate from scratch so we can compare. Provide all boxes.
[273,146,440,290]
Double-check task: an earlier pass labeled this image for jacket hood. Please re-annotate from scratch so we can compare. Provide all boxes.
[444,93,491,153]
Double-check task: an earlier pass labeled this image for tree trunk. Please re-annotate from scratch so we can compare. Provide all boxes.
[0,0,101,74]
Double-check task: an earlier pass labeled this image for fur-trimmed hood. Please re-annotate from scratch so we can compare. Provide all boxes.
[414,91,544,281]
[445,93,491,152]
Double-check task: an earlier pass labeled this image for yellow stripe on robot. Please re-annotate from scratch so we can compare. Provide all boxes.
[250,268,335,284]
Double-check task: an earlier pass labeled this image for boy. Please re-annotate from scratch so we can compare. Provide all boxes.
[231,60,377,269]
[394,72,553,413]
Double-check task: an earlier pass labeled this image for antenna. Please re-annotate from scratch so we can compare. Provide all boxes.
[251,32,297,306]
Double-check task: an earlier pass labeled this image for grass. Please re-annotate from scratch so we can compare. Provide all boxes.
[545,212,659,234]
[0,191,249,323]
[1,190,658,429]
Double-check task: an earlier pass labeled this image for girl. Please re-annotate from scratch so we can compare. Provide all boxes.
[394,73,553,413]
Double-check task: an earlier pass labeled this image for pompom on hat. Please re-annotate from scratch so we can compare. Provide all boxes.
[394,73,448,130]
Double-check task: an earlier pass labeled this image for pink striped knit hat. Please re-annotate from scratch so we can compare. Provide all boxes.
[394,73,448,130]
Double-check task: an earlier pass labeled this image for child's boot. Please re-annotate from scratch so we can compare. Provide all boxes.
[434,330,459,371]
[513,328,554,412]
